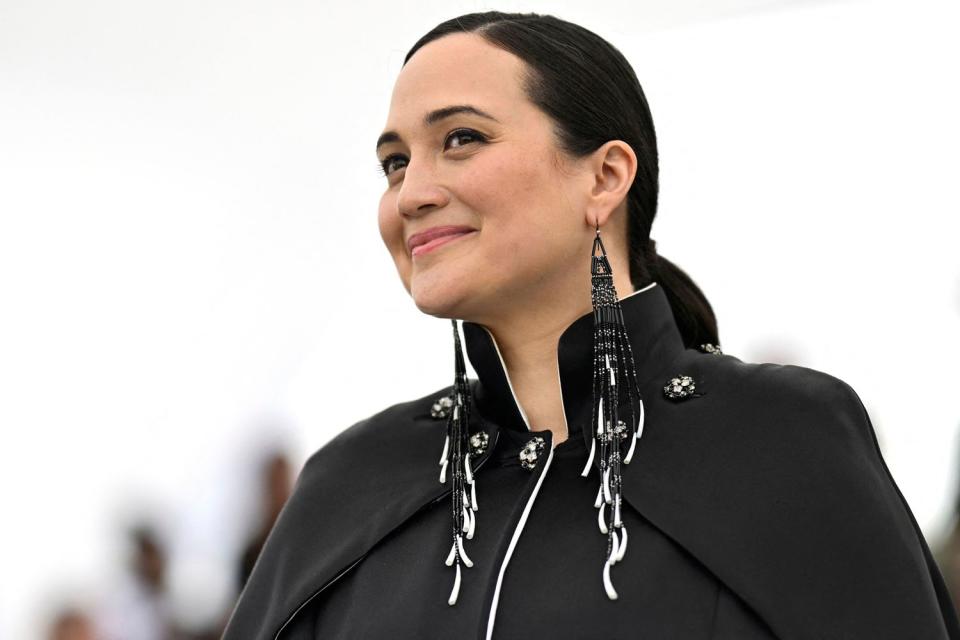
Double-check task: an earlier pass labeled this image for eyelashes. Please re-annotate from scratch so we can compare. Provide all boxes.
[377,128,488,177]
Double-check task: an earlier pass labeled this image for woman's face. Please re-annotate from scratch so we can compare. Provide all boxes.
[376,33,625,323]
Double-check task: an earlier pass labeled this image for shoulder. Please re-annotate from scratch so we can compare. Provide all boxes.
[658,347,890,496]
[650,350,960,636]
[667,346,871,446]
[297,382,455,486]
[679,343,860,400]
[224,383,459,638]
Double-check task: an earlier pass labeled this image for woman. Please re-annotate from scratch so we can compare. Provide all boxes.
[223,11,960,639]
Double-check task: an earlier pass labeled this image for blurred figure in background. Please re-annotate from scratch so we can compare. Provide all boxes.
[95,523,175,640]
[237,451,293,592]
[46,608,96,640]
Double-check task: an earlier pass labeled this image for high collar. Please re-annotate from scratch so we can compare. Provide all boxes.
[461,281,686,452]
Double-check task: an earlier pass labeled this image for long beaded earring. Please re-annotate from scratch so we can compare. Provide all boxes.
[580,222,647,600]
[438,318,479,605]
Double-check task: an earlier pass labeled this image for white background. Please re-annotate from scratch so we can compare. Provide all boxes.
[1,0,958,637]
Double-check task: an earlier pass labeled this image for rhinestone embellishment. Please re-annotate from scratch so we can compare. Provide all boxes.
[469,431,489,457]
[663,374,697,399]
[598,419,630,444]
[519,436,546,470]
[431,394,454,419]
[698,343,723,355]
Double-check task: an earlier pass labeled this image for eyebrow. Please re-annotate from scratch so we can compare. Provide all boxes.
[376,104,500,154]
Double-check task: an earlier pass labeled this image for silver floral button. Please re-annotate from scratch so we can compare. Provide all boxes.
[519,436,546,470]
[600,419,629,443]
[698,343,723,355]
[431,394,454,419]
[663,374,697,399]
[469,431,489,457]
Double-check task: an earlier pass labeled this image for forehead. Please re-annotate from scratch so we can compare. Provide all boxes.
[385,33,528,129]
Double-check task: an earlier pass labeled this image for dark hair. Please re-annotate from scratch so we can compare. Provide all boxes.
[404,11,720,349]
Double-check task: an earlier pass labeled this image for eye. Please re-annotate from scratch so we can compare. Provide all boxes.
[445,128,486,149]
[377,154,405,177]
[377,128,488,177]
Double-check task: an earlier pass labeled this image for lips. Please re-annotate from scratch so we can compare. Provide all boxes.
[411,230,476,257]
[407,225,477,256]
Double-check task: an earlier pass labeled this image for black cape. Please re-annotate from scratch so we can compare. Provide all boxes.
[223,282,960,639]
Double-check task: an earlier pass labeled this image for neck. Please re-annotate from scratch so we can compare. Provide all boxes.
[463,281,683,455]
[475,273,635,445]
[489,322,574,444]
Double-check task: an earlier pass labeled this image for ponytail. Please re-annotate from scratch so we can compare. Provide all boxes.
[633,237,719,350]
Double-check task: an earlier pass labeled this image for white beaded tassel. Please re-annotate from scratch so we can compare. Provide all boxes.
[623,398,644,465]
[581,396,603,476]
[584,226,648,602]
[448,563,462,606]
[603,556,619,600]
[615,525,628,562]
[593,357,625,600]
[439,318,481,606]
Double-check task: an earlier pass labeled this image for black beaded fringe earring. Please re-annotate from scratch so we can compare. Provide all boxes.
[580,221,647,601]
[438,318,478,606]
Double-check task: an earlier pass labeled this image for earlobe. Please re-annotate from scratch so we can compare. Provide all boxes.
[586,209,614,231]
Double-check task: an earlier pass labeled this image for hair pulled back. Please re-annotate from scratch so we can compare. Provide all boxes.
[404,11,719,348]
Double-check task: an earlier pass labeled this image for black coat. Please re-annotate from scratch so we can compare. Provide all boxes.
[223,283,960,639]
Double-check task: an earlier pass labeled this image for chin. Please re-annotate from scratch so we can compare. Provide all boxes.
[408,270,471,319]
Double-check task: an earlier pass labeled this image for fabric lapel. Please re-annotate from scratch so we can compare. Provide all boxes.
[222,393,500,639]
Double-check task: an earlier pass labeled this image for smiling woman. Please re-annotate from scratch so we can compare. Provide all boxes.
[222,10,960,640]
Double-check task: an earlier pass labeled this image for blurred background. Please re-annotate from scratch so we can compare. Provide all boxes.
[1,0,958,637]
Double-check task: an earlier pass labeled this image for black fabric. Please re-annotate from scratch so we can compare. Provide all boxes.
[223,282,960,639]
[282,430,777,639]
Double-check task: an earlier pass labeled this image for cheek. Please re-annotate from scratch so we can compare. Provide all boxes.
[377,194,399,246]
[469,152,545,206]
[462,150,571,265]
[378,194,411,282]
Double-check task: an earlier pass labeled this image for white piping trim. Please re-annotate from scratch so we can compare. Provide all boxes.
[474,282,656,437]
[623,280,656,300]
[481,325,532,432]
[556,355,570,443]
[485,443,556,640]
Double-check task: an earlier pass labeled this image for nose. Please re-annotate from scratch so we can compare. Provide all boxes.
[396,157,450,218]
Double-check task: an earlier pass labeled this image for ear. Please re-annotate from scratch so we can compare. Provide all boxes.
[583,140,638,228]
